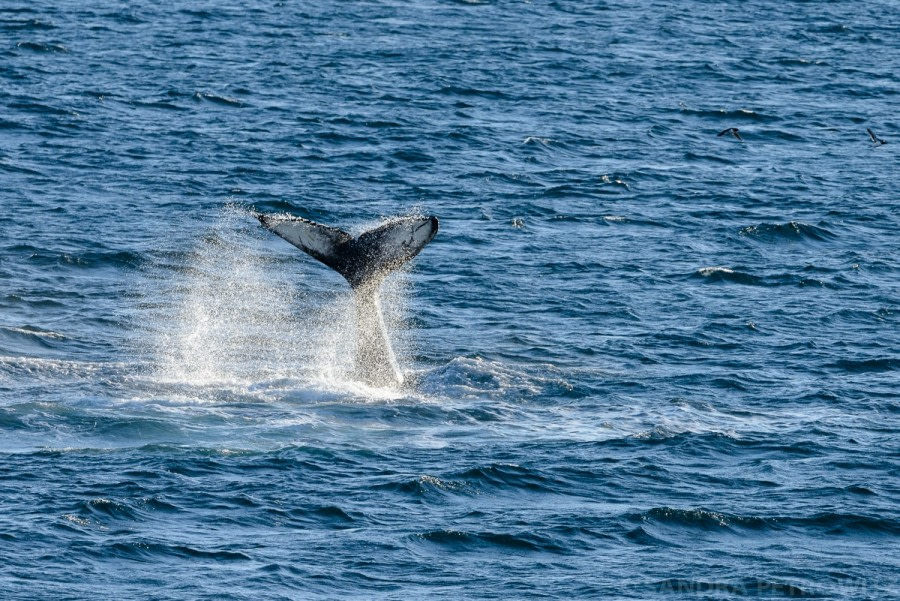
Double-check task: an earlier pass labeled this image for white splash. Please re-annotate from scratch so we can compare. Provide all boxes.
[144,206,415,397]
[149,208,305,386]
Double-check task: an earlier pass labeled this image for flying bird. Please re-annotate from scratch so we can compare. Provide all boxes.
[717,127,743,141]
[866,128,887,145]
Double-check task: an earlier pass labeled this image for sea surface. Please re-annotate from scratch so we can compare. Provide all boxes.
[1,1,898,599]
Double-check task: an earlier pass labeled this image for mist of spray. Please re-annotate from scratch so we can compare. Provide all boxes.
[145,206,415,394]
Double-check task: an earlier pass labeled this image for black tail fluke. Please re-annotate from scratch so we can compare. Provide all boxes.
[256,213,439,288]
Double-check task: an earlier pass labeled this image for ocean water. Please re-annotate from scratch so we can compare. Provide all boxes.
[1,0,898,599]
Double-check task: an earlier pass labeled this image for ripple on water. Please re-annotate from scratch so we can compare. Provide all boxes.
[739,221,838,244]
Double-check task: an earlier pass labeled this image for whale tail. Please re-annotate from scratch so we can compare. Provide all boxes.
[255,213,438,289]
[255,212,439,387]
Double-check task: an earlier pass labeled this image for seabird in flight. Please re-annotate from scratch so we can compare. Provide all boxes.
[717,127,743,141]
[866,128,887,145]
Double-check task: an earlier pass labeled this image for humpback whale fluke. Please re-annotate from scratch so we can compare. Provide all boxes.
[255,212,439,388]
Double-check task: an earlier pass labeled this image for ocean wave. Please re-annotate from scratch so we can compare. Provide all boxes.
[827,357,899,373]
[0,407,28,430]
[0,160,44,176]
[0,325,67,355]
[0,355,108,380]
[192,92,245,107]
[634,507,769,531]
[288,504,355,526]
[373,463,562,498]
[633,507,900,536]
[413,528,566,553]
[624,525,676,547]
[7,245,146,270]
[0,118,28,130]
[104,541,251,562]
[458,169,542,188]
[6,100,74,116]
[437,86,509,100]
[692,266,760,285]
[418,356,574,400]
[739,221,837,243]
[75,250,147,269]
[128,99,190,112]
[774,57,829,67]
[76,497,141,521]
[455,463,560,493]
[617,431,828,459]
[373,474,476,497]
[138,496,181,513]
[677,106,781,122]
[101,11,147,25]
[15,41,68,53]
[2,19,56,31]
[0,325,66,341]
[390,149,435,163]
[553,214,666,227]
[691,267,833,288]
[91,417,186,441]
[683,151,737,165]
[543,181,629,197]
[795,512,900,535]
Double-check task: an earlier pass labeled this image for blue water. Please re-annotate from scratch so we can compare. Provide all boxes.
[2,1,898,599]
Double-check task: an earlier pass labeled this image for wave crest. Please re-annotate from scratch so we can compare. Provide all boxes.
[739,221,837,243]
